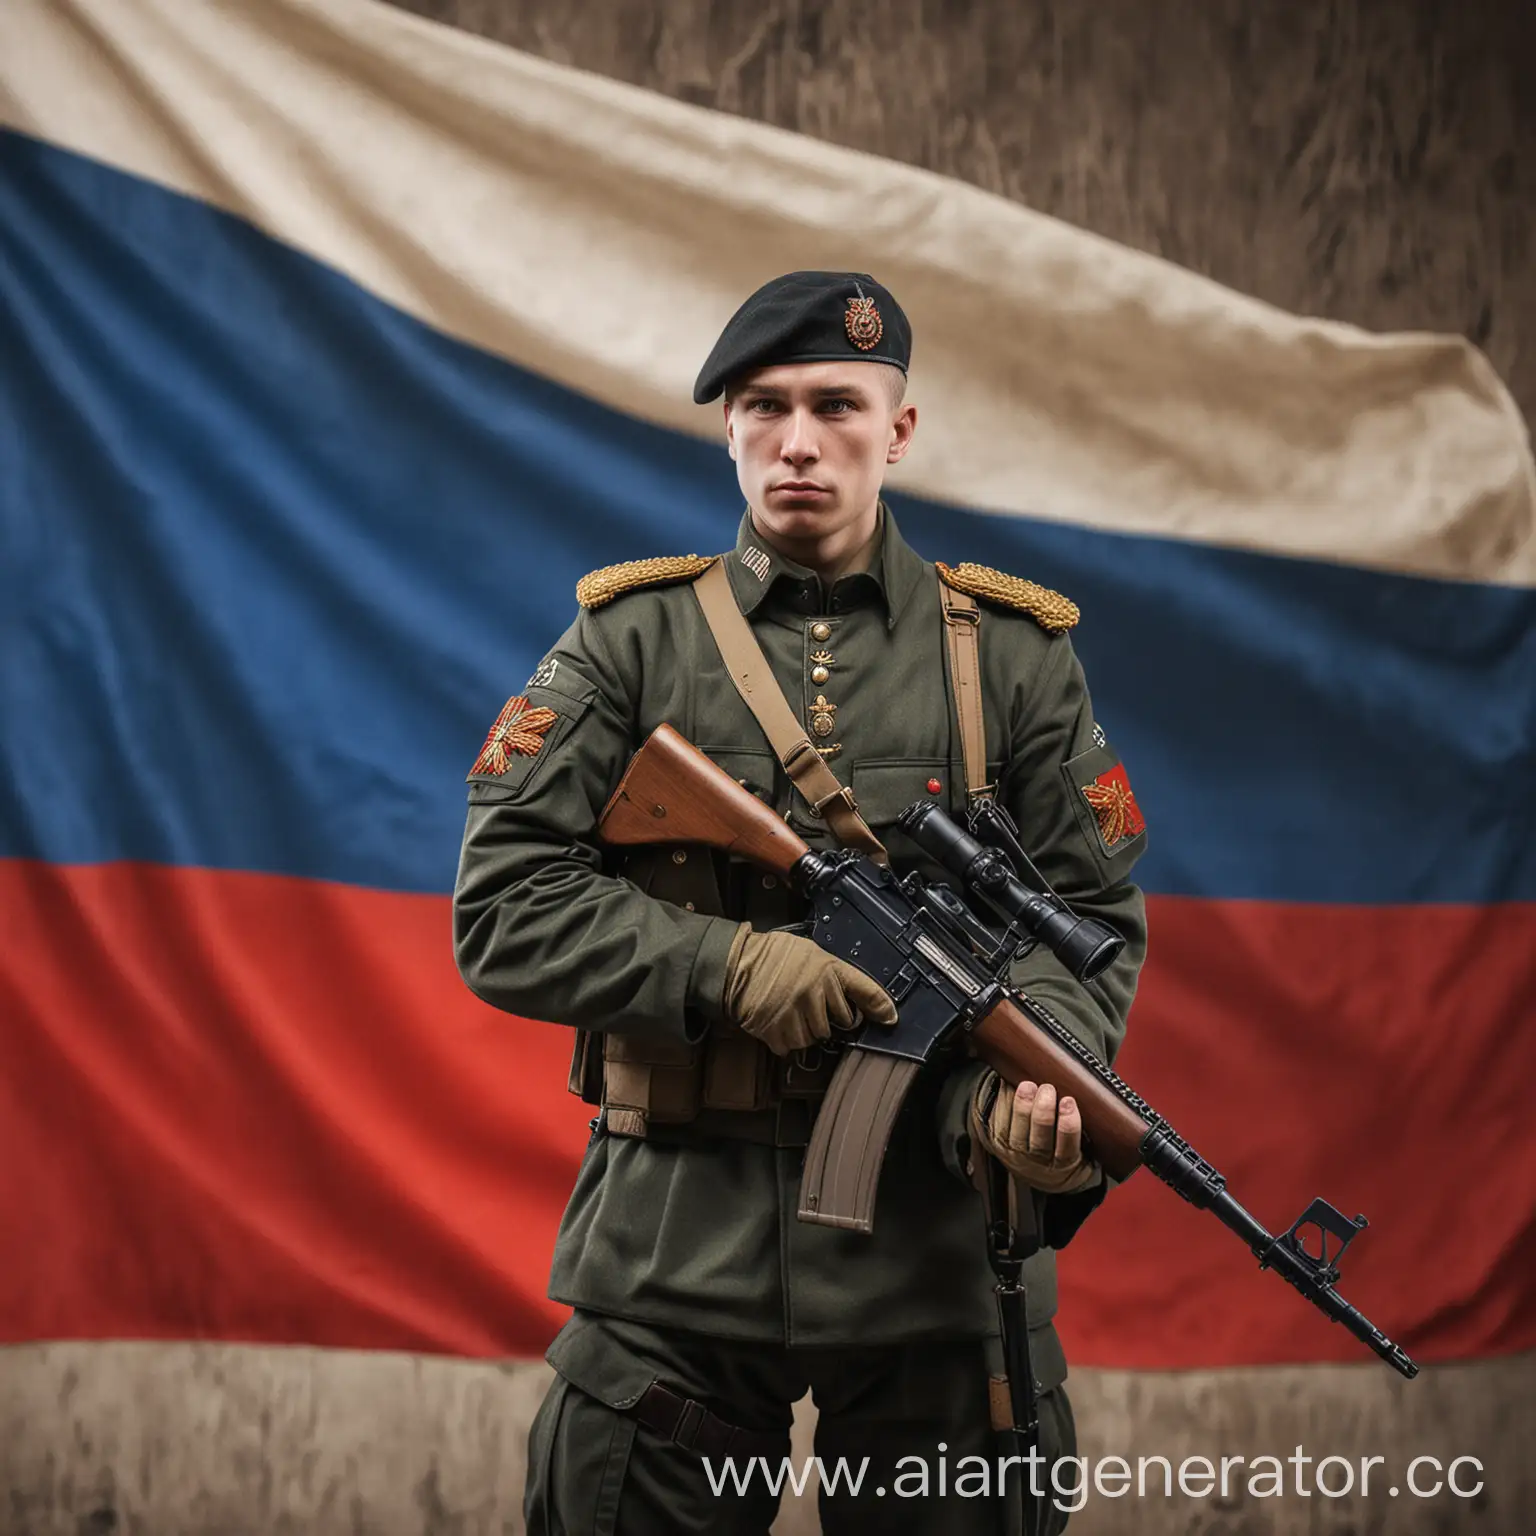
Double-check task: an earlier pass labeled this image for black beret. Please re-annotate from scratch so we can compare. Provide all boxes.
[693,270,912,404]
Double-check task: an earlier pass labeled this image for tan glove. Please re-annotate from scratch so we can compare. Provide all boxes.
[722,922,898,1057]
[970,1071,1101,1194]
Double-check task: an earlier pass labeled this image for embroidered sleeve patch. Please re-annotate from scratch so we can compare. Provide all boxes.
[1080,764,1146,849]
[471,694,558,776]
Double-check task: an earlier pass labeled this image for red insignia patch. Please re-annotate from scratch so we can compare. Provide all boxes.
[471,694,558,776]
[1080,764,1146,849]
[845,295,883,351]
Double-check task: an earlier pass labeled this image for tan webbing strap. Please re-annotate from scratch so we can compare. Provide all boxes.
[693,560,888,864]
[940,580,990,801]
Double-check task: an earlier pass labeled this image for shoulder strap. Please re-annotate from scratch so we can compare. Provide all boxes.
[693,560,888,864]
[939,578,991,801]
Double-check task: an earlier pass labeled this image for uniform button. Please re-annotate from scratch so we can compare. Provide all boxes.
[811,665,830,684]
[811,622,832,642]
[762,875,778,889]
[684,901,696,911]
[671,849,688,864]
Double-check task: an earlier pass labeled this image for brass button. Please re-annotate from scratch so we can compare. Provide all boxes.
[811,621,832,642]
[671,848,688,864]
[811,665,830,684]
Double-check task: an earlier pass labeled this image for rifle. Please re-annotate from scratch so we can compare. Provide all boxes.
[598,723,1419,1380]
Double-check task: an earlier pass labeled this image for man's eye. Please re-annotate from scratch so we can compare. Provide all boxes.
[820,399,854,414]
[748,398,780,413]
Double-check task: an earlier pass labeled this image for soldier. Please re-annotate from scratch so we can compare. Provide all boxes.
[454,270,1148,1534]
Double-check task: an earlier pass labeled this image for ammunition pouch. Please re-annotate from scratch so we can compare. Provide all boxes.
[566,836,833,1140]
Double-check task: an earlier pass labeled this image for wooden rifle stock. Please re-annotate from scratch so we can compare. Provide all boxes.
[598,723,811,879]
[971,998,1147,1181]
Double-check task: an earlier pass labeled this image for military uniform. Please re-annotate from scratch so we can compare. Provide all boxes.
[453,271,1147,1534]
[455,509,1147,1531]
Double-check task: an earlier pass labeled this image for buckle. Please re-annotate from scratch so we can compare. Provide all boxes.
[943,605,980,626]
[811,783,859,816]
[672,1398,707,1452]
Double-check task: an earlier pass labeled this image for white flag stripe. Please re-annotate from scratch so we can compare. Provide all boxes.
[2,0,1531,583]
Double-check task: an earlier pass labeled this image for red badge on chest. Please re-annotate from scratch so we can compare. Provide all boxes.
[1080,764,1146,849]
[471,694,558,776]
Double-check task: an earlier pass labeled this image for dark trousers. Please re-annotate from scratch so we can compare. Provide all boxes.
[525,1312,1078,1536]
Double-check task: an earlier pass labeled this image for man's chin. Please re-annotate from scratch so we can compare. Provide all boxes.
[754,496,842,534]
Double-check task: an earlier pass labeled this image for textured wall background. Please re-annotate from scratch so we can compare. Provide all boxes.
[6,1,1532,1533]
[3,1344,1533,1533]
[395,0,1535,426]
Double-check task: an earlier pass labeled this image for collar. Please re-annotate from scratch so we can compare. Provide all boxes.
[725,502,926,630]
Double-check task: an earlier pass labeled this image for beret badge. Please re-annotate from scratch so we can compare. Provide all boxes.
[844,293,883,351]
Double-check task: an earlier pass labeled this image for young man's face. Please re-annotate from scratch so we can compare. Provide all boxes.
[723,361,917,548]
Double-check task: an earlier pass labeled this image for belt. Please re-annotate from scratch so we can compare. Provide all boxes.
[613,1098,820,1149]
[633,1381,785,1461]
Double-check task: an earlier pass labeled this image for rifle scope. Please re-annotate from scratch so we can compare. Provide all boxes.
[896,803,1124,982]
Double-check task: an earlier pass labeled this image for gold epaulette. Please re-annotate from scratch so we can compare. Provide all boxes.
[936,561,1079,632]
[576,554,719,609]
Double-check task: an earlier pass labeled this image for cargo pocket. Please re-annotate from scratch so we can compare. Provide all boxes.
[536,1319,669,1533]
[525,1372,639,1536]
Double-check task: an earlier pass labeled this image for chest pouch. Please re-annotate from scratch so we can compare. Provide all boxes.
[568,836,826,1136]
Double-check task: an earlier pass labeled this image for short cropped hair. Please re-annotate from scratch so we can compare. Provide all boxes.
[876,363,908,409]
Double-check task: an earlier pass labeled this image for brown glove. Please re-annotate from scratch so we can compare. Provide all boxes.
[970,1071,1101,1194]
[722,922,898,1057]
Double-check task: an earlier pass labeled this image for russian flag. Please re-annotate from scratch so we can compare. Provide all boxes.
[3,0,1533,1467]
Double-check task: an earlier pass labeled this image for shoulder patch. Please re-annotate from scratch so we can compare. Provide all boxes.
[936,561,1079,633]
[576,554,719,609]
[470,694,559,776]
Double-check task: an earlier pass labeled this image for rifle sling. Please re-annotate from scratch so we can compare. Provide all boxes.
[939,580,990,800]
[693,559,888,864]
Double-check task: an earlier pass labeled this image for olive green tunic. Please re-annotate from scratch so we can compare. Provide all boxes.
[454,507,1147,1388]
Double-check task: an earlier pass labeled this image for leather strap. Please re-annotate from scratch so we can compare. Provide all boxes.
[633,1381,785,1461]
[694,559,887,863]
[940,579,990,801]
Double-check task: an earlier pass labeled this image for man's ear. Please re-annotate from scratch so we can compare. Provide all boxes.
[887,403,918,465]
[724,400,737,462]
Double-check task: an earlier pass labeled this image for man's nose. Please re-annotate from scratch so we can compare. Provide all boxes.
[780,409,820,465]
